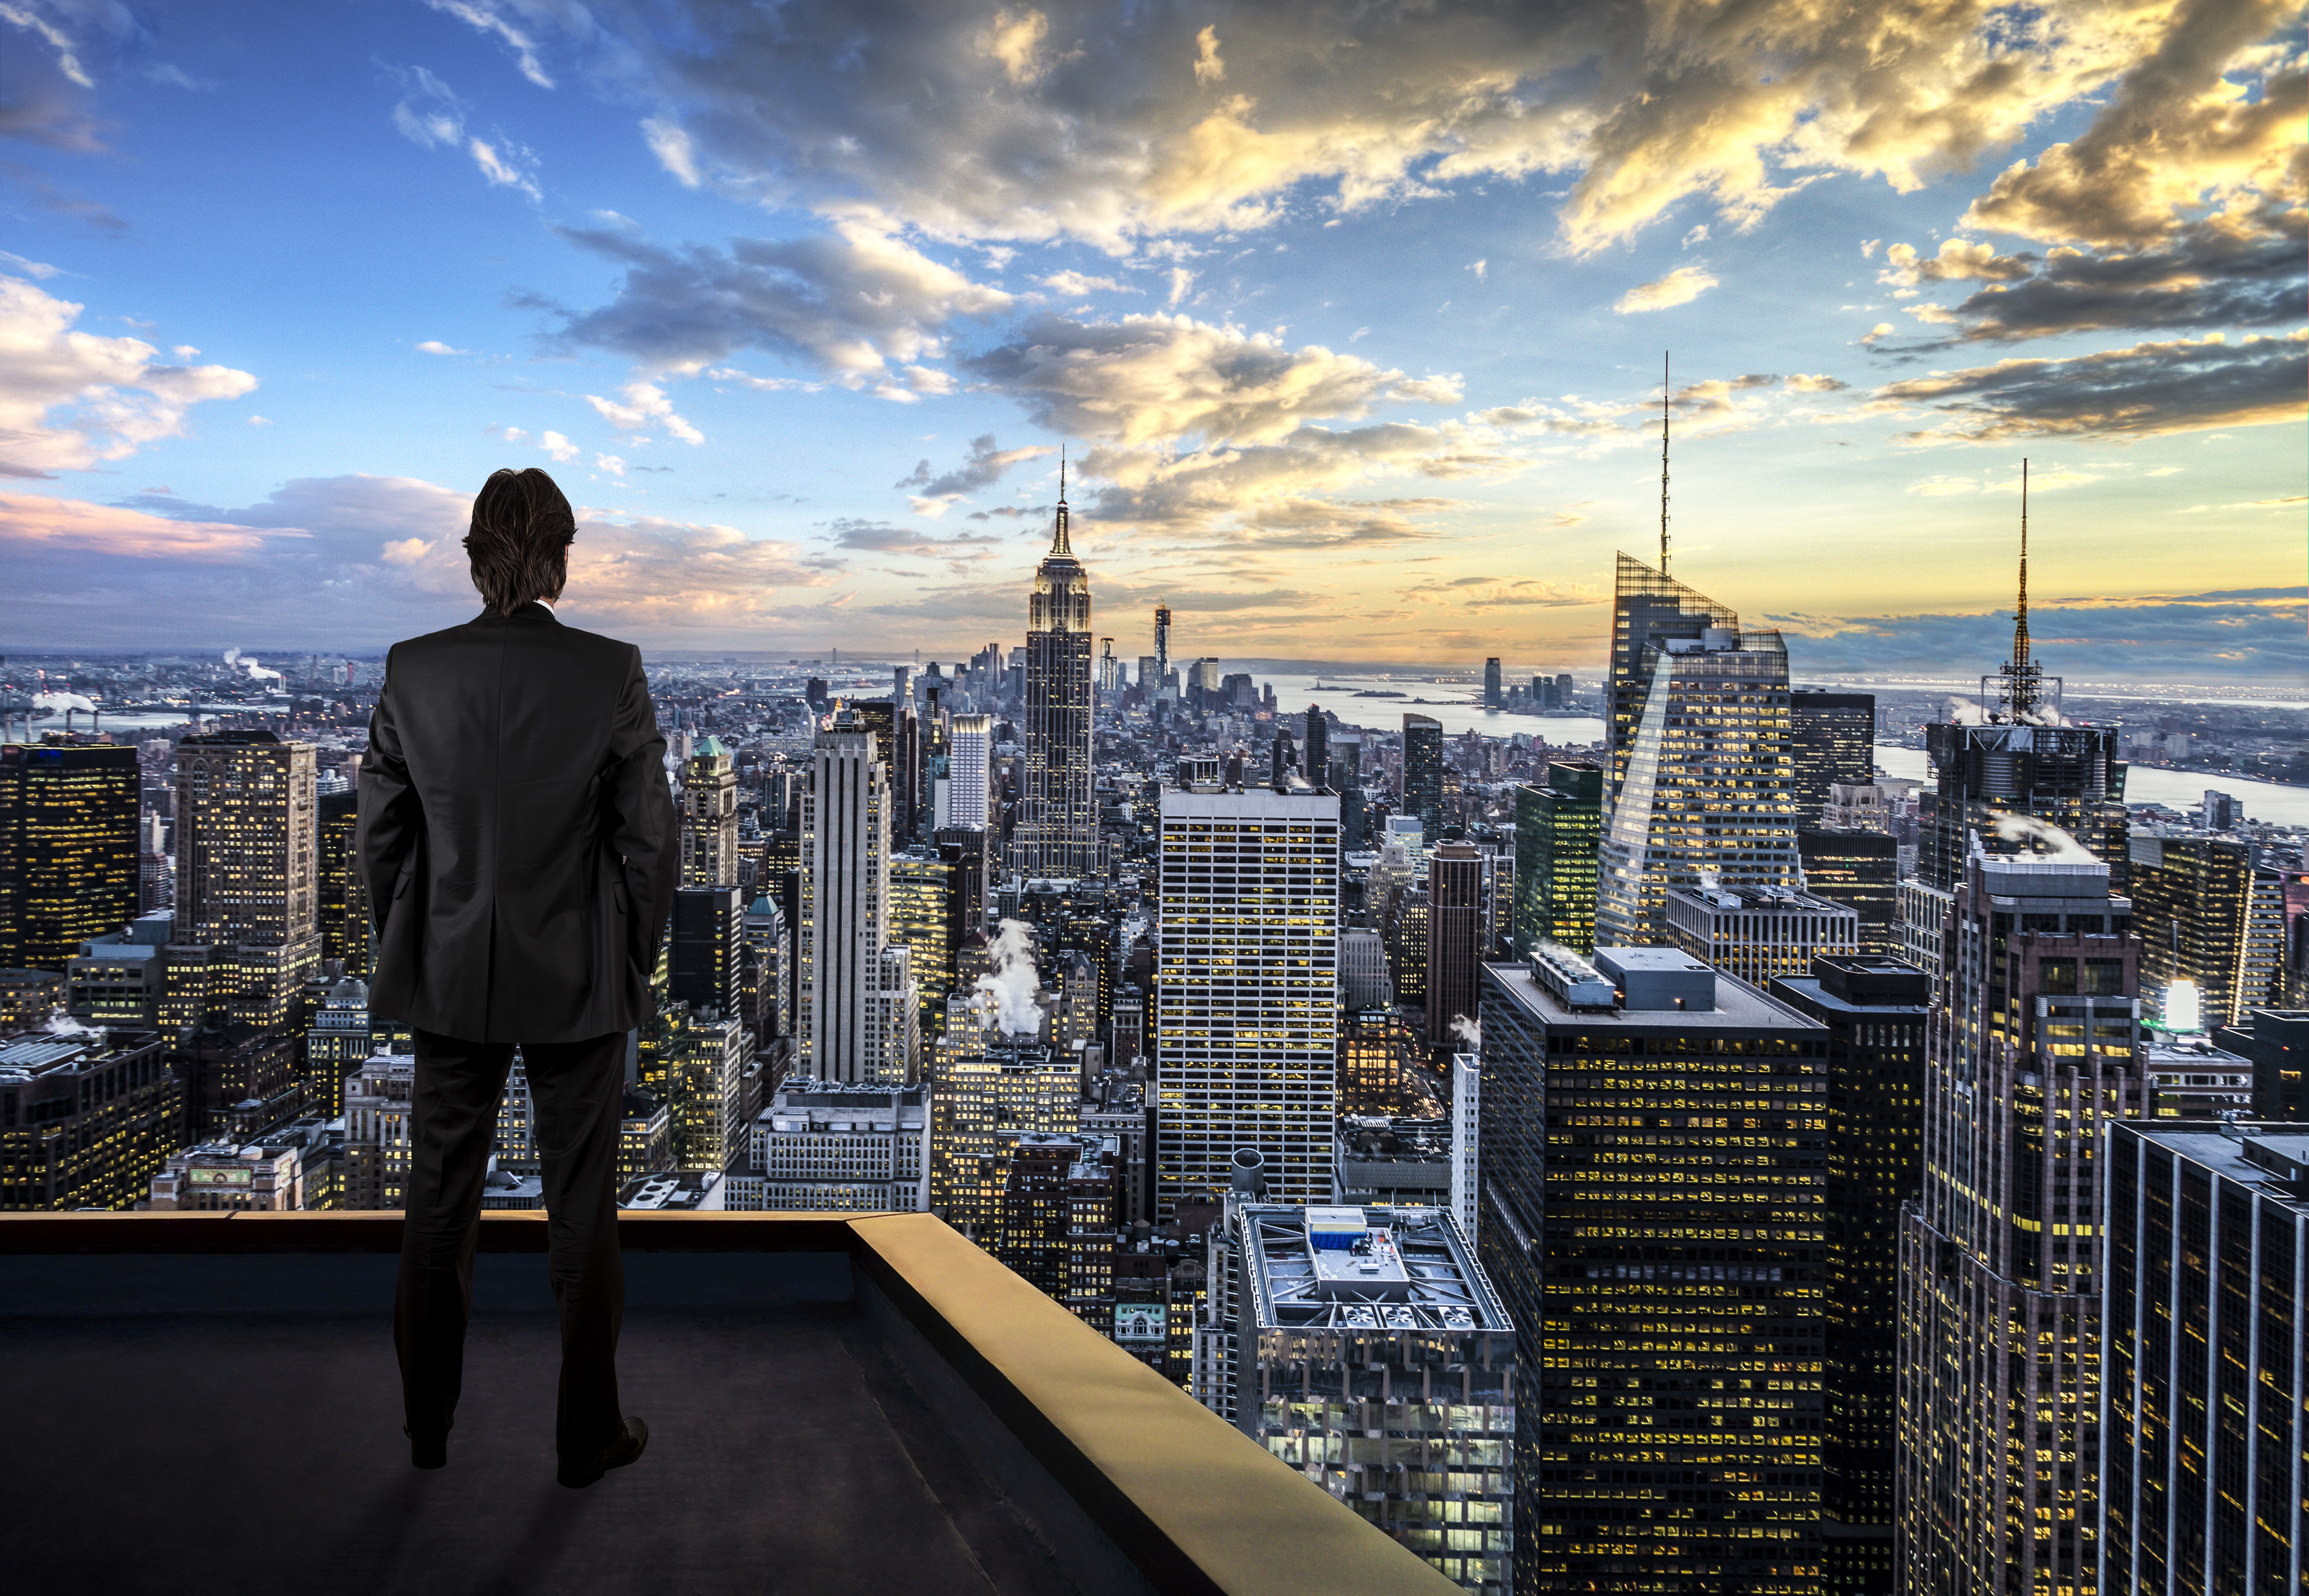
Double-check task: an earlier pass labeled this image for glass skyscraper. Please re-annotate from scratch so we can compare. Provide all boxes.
[1788,690,1874,828]
[1513,761,1602,955]
[1403,713,1445,835]
[1595,564,1798,946]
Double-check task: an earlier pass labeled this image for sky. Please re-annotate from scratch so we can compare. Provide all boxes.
[0,0,2301,682]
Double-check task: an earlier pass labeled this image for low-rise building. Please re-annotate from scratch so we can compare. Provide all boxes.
[723,1077,930,1211]
[148,1139,304,1210]
[1230,1202,1515,1594]
[0,1027,176,1211]
[1665,882,1861,989]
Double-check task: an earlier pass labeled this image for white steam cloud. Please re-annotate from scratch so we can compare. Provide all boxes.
[1945,696,1988,726]
[1991,813,2099,863]
[972,918,1044,1036]
[32,692,98,715]
[1448,1015,1481,1051]
[222,648,282,683]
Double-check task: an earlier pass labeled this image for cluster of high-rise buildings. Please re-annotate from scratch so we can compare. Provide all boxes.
[3,458,2304,1594]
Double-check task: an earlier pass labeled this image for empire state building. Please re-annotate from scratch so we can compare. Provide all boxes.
[1013,468,1098,879]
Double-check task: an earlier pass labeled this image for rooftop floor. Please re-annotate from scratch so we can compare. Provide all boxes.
[7,1255,1072,1596]
[1,1213,1460,1596]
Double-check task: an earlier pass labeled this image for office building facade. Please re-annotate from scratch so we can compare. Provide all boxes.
[1427,843,1486,1055]
[1797,826,1900,957]
[1480,945,1829,1595]
[681,736,740,888]
[0,1027,175,1210]
[172,731,321,1030]
[1155,787,1341,1213]
[2099,1121,2306,1595]
[1596,590,1799,948]
[1789,691,1875,828]
[0,742,139,973]
[1897,850,2148,1596]
[726,1077,930,1211]
[2130,828,2270,1027]
[1513,761,1602,955]
[798,716,918,1084]
[1665,884,1861,990]
[1232,1202,1516,1592]
[1767,957,1931,1592]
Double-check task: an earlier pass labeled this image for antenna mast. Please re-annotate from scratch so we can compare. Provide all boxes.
[2014,457,2030,671]
[1659,351,1671,574]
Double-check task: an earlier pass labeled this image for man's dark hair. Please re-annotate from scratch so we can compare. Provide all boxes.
[465,468,576,612]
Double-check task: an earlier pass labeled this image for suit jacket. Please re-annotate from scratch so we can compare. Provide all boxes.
[357,603,677,1043]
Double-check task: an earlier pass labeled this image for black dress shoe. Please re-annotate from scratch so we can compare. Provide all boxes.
[556,1417,648,1489]
[404,1422,449,1470]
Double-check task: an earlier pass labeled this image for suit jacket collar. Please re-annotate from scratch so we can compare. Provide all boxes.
[472,603,561,629]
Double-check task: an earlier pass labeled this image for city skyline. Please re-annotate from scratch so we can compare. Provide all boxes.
[0,1,2300,680]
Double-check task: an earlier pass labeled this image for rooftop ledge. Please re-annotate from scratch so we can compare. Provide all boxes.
[1,1210,1456,1596]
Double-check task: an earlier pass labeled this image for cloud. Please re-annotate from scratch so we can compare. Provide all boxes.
[964,313,1447,448]
[457,0,2297,257]
[0,275,259,478]
[1887,210,2308,344]
[554,218,1012,391]
[0,492,291,560]
[1875,330,2309,443]
[415,339,467,355]
[895,434,1055,500]
[0,473,842,645]
[539,430,579,462]
[422,0,557,90]
[1960,1,2305,247]
[583,379,705,444]
[1614,265,1718,314]
[388,65,543,198]
[1775,588,2309,682]
[1039,270,1129,296]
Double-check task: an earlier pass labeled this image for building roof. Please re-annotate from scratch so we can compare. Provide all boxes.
[2118,1122,2309,1213]
[1239,1204,1510,1335]
[1483,959,1822,1033]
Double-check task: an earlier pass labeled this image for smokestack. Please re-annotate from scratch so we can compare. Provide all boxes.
[1229,1147,1266,1198]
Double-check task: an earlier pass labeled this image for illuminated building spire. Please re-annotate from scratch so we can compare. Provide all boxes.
[1050,447,1071,557]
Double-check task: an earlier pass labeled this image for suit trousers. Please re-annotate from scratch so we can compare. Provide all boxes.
[395,1026,628,1462]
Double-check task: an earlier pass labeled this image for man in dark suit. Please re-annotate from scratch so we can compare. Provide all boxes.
[358,467,677,1487]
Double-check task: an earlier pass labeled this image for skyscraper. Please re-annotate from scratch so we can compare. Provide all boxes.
[0,1027,176,1210]
[1303,707,1329,789]
[1766,955,1931,1592]
[681,736,740,888]
[1483,657,1503,710]
[1512,761,1602,954]
[1480,944,1829,1595]
[171,730,320,1030]
[669,884,743,1018]
[797,715,917,1084]
[2100,1120,2307,1595]
[2129,827,2267,1026]
[1015,473,1097,880]
[1664,883,1860,989]
[1915,472,2125,892]
[943,712,991,831]
[1425,842,1485,1054]
[1605,551,1736,818]
[1788,690,1875,827]
[1154,601,1172,688]
[1403,713,1444,835]
[1155,786,1340,1213]
[315,786,369,980]
[1898,847,2149,1596]
[1797,826,1900,957]
[1595,574,1798,946]
[0,742,139,972]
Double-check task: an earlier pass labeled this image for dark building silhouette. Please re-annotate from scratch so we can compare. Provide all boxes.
[1303,707,1328,789]
[1768,956,1930,1593]
[1482,946,1828,1595]
[1424,843,1485,1056]
[1403,713,1444,835]
[1789,690,1874,827]
[0,742,139,973]
[1798,826,1900,957]
[2216,1008,2309,1122]
[315,788,369,981]
[670,885,743,1018]
[1483,657,1502,709]
[2101,1120,2308,1595]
